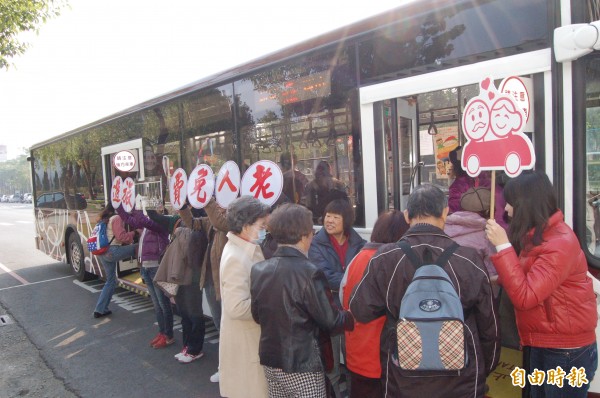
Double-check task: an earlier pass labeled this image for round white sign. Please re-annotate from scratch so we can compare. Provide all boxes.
[169,168,188,210]
[121,177,136,213]
[187,164,215,209]
[113,150,136,172]
[240,160,283,206]
[110,176,124,209]
[215,161,241,209]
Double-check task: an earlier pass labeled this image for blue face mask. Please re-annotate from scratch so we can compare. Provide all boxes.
[254,228,267,244]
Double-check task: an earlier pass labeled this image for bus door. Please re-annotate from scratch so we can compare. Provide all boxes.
[100,139,146,276]
[373,98,417,212]
[360,51,553,398]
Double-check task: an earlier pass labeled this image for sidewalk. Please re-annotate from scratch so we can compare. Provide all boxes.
[0,302,78,398]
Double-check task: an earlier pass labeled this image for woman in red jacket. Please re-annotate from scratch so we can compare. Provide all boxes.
[486,171,598,398]
[340,210,409,398]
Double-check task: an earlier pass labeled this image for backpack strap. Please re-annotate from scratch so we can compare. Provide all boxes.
[397,240,422,268]
[434,242,459,268]
[397,240,459,269]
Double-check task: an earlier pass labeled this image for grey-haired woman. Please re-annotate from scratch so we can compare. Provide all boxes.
[218,196,270,398]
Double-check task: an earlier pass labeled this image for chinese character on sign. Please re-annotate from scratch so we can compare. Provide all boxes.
[250,164,274,200]
[111,176,123,209]
[510,367,526,388]
[219,170,236,193]
[121,177,135,213]
[187,164,215,209]
[173,172,185,206]
[169,168,187,210]
[215,161,241,209]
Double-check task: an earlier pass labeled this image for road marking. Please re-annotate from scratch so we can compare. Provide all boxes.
[16,221,33,224]
[0,275,74,291]
[0,262,29,285]
[0,222,13,226]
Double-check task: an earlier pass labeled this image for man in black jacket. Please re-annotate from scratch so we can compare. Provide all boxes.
[251,204,354,398]
[349,184,500,398]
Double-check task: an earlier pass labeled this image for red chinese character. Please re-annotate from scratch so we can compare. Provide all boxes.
[123,179,134,208]
[249,164,274,199]
[218,170,236,193]
[191,168,209,204]
[173,171,185,206]
[112,179,121,203]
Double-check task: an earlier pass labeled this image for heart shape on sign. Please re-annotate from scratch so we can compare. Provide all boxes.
[482,78,491,90]
[488,91,495,100]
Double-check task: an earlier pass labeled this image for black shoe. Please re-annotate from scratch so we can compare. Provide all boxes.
[93,310,112,318]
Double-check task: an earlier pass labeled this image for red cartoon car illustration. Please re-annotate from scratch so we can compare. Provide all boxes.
[462,134,534,177]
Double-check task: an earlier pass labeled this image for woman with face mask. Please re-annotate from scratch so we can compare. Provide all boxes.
[218,196,271,398]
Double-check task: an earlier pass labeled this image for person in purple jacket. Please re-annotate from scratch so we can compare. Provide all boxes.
[448,146,508,229]
[116,203,172,348]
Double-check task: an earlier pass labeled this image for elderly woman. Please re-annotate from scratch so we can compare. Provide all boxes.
[309,198,365,398]
[219,196,270,398]
[251,204,354,398]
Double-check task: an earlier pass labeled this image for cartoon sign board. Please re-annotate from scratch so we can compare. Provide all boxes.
[169,168,188,210]
[111,176,123,209]
[240,160,283,206]
[121,177,136,213]
[215,161,241,209]
[461,77,535,177]
[187,164,215,209]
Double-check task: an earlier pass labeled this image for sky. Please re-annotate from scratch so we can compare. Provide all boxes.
[0,0,411,160]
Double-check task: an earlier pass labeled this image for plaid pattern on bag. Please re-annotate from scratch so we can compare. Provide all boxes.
[439,320,465,370]
[396,321,422,370]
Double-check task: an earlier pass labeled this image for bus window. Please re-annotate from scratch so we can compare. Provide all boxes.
[586,58,600,256]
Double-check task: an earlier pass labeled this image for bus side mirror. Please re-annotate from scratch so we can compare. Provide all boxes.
[554,21,600,63]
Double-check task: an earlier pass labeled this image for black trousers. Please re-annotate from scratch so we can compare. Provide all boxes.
[175,284,205,355]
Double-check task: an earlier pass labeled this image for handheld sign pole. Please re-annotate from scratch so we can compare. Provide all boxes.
[490,171,496,222]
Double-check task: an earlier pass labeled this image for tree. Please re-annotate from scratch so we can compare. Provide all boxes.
[0,0,68,70]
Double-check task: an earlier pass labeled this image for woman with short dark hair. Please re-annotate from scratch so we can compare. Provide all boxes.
[486,171,598,398]
[309,198,365,398]
[219,196,270,398]
[251,204,354,398]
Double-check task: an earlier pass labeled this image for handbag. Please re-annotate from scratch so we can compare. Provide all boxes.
[155,280,179,298]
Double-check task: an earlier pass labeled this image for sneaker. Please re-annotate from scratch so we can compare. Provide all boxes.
[150,333,163,347]
[178,351,204,364]
[210,371,220,383]
[174,346,188,360]
[152,335,175,349]
[93,310,112,319]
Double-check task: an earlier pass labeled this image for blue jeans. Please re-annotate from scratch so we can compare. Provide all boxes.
[94,244,137,314]
[529,343,598,398]
[141,266,174,339]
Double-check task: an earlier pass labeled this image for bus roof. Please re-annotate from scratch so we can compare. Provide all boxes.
[30,0,463,151]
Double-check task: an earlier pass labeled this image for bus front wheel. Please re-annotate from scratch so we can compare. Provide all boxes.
[68,233,93,281]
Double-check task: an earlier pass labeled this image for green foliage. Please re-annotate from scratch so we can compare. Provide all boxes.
[0,0,68,70]
[0,154,31,194]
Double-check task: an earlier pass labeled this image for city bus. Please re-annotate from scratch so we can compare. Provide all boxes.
[28,0,600,395]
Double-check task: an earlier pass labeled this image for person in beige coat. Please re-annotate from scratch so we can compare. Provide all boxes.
[219,196,270,398]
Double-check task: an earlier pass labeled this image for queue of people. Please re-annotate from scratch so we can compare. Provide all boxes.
[90,166,598,398]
